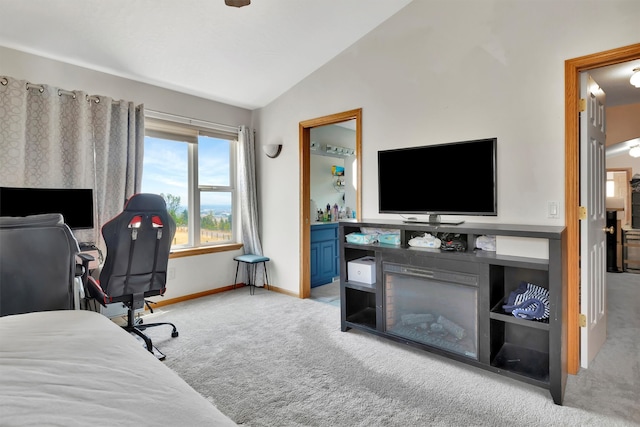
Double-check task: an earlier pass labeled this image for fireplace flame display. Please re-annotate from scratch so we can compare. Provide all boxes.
[384,263,478,359]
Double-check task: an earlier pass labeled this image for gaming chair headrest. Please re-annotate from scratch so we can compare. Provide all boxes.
[123,193,168,212]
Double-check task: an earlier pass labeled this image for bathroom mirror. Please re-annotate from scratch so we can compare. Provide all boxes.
[309,119,357,221]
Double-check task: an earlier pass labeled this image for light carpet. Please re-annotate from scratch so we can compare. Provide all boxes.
[140,273,639,426]
[310,280,340,307]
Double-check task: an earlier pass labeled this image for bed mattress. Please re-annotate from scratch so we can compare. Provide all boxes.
[0,310,236,426]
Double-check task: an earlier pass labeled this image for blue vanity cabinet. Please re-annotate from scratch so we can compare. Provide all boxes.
[310,222,339,288]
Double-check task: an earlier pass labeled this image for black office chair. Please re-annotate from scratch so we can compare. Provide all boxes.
[84,193,178,358]
[0,214,80,316]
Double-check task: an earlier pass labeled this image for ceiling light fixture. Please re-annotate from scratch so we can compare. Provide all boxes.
[630,67,640,88]
[225,0,250,7]
[629,144,640,158]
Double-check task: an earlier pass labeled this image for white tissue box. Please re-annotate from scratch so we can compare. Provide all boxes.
[348,256,376,284]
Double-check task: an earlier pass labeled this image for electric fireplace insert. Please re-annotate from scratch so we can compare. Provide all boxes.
[383,262,478,359]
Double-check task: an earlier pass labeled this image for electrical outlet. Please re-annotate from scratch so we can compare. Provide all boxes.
[548,201,559,219]
[168,267,176,280]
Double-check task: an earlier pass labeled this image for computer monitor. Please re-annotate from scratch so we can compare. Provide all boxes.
[0,186,94,230]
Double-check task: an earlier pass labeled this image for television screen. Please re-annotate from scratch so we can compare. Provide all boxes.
[378,138,497,221]
[0,187,95,230]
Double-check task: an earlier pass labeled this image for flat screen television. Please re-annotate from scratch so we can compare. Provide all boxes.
[0,187,95,230]
[378,138,497,224]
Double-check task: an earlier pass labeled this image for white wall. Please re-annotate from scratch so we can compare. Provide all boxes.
[607,153,640,177]
[0,46,252,299]
[254,0,640,294]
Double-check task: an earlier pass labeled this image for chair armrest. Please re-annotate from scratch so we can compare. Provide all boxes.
[76,253,94,282]
[77,252,95,263]
[75,253,109,307]
[84,277,109,307]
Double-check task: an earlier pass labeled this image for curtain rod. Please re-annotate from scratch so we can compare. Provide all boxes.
[145,109,240,133]
[1,76,119,104]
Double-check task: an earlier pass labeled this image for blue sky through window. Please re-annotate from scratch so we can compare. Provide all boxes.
[142,136,188,204]
[142,136,232,211]
[198,135,230,188]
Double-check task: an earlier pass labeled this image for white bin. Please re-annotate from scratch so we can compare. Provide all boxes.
[348,256,376,284]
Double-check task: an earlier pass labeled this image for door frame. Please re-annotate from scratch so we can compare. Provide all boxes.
[564,42,640,374]
[299,109,362,298]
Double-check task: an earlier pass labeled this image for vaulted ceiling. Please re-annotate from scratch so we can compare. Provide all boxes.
[1,1,638,110]
[0,0,412,110]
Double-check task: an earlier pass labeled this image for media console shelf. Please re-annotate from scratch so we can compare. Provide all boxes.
[339,219,567,405]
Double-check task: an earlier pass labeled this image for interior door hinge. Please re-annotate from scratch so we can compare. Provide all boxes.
[579,313,587,328]
[578,206,587,220]
[579,98,586,112]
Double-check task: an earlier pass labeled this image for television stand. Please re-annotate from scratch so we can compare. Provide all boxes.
[339,219,567,405]
[403,214,465,225]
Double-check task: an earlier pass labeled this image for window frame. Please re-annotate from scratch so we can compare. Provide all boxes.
[143,112,239,250]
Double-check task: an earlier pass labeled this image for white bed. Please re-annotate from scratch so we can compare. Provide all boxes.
[0,310,236,426]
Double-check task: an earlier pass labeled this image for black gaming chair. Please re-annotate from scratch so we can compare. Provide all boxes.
[84,193,178,357]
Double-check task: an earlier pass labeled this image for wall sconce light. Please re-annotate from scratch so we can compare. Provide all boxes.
[263,144,282,159]
[630,68,640,88]
[225,0,250,7]
[629,144,640,158]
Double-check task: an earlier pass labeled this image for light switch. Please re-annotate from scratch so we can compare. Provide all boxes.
[548,201,559,219]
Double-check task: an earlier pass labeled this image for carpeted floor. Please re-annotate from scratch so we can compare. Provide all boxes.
[310,280,340,307]
[139,273,639,426]
[563,272,640,419]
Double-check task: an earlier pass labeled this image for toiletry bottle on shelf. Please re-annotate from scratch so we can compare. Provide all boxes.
[333,204,339,222]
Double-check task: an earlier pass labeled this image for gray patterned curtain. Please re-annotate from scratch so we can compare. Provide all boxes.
[0,75,144,248]
[237,125,266,287]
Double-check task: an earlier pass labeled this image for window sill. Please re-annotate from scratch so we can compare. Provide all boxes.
[169,243,243,259]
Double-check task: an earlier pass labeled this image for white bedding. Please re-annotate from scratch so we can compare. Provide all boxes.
[0,310,236,426]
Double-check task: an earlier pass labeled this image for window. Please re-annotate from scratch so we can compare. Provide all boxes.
[142,115,238,249]
[606,171,626,199]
